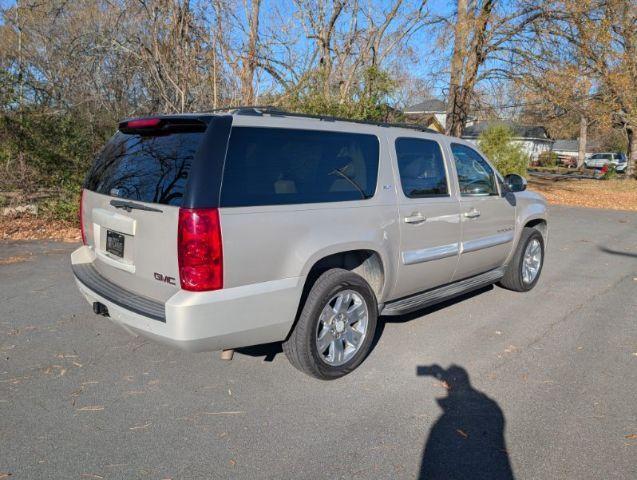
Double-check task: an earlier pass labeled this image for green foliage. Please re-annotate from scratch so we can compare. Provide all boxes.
[0,110,111,220]
[601,163,617,180]
[286,67,402,122]
[536,151,559,167]
[40,185,82,222]
[478,125,528,176]
[1,111,109,190]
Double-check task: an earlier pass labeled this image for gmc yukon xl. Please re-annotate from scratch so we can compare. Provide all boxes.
[72,108,548,379]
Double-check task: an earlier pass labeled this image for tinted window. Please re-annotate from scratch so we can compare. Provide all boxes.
[221,127,379,207]
[451,143,498,196]
[84,131,203,206]
[395,138,448,198]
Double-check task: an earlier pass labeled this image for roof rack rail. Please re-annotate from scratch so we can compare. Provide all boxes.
[204,105,440,134]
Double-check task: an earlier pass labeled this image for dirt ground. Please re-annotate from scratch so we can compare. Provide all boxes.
[528,177,637,211]
[0,215,81,242]
[1,179,636,241]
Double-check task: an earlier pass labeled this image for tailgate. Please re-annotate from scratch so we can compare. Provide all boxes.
[82,190,180,302]
[80,121,208,303]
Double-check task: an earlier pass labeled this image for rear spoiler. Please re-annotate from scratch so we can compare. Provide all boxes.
[118,116,209,134]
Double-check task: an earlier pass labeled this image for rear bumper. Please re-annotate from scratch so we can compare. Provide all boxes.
[71,246,303,352]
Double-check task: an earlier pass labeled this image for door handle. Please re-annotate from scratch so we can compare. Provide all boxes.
[404,212,426,224]
[463,208,481,219]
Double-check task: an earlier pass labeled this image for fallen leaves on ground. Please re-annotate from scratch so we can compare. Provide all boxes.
[76,405,105,411]
[129,422,153,430]
[0,254,33,265]
[625,434,637,439]
[0,214,80,242]
[201,411,245,416]
[529,178,637,211]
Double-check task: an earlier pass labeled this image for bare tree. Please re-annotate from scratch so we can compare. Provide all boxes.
[443,0,546,136]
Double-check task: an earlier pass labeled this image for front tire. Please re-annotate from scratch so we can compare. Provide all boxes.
[499,227,544,292]
[283,269,378,380]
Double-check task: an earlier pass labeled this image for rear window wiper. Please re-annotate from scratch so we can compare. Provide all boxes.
[110,199,163,213]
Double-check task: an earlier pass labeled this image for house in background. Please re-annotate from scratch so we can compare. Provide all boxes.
[403,98,449,132]
[461,121,553,162]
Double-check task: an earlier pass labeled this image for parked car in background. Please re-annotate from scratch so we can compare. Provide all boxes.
[72,107,548,379]
[584,152,627,172]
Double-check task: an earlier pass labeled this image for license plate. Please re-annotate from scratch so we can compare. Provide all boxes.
[106,230,125,258]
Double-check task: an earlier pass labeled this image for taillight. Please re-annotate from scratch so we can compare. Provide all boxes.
[177,208,223,291]
[79,189,87,245]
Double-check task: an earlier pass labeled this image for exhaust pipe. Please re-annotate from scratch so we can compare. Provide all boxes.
[92,302,109,317]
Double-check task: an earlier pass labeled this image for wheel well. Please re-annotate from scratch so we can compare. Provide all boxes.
[284,250,385,343]
[304,250,385,300]
[525,219,547,238]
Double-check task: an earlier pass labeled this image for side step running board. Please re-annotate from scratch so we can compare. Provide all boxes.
[381,267,505,316]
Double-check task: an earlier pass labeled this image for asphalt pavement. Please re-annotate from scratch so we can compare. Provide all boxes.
[1,206,636,479]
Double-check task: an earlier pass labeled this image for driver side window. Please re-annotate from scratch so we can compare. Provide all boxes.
[450,143,498,196]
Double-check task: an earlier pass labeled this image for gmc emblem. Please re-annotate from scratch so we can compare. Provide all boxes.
[154,272,176,285]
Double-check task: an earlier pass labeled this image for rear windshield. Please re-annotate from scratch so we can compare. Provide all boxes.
[84,131,204,206]
[220,127,379,207]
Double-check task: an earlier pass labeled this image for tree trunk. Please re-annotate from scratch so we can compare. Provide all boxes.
[627,126,636,178]
[446,0,468,137]
[577,115,587,168]
[240,0,261,104]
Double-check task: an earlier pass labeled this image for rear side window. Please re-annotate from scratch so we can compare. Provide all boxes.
[220,127,379,207]
[84,131,204,206]
[395,138,449,198]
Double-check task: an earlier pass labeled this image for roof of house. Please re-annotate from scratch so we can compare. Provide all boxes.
[462,121,551,141]
[552,139,579,152]
[404,98,447,114]
[552,139,602,153]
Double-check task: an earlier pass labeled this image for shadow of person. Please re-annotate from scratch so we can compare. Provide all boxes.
[417,364,515,480]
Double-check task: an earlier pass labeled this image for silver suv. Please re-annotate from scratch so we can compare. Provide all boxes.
[72,108,548,379]
[585,152,627,172]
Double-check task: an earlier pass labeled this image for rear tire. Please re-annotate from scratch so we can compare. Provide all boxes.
[283,268,378,380]
[499,227,544,292]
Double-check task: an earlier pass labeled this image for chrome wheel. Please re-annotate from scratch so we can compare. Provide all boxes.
[315,289,369,366]
[522,238,542,284]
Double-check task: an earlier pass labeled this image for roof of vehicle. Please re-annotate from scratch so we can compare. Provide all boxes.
[119,107,472,143]
[201,106,441,135]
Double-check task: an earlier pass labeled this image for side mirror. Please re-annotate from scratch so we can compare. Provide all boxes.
[504,174,527,192]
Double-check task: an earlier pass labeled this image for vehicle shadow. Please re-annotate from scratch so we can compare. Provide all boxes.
[598,245,637,258]
[381,285,494,324]
[236,342,283,362]
[416,364,515,480]
[237,286,495,362]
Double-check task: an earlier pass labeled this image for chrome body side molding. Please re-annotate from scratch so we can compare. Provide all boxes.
[461,232,514,254]
[401,242,460,266]
[381,267,505,316]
